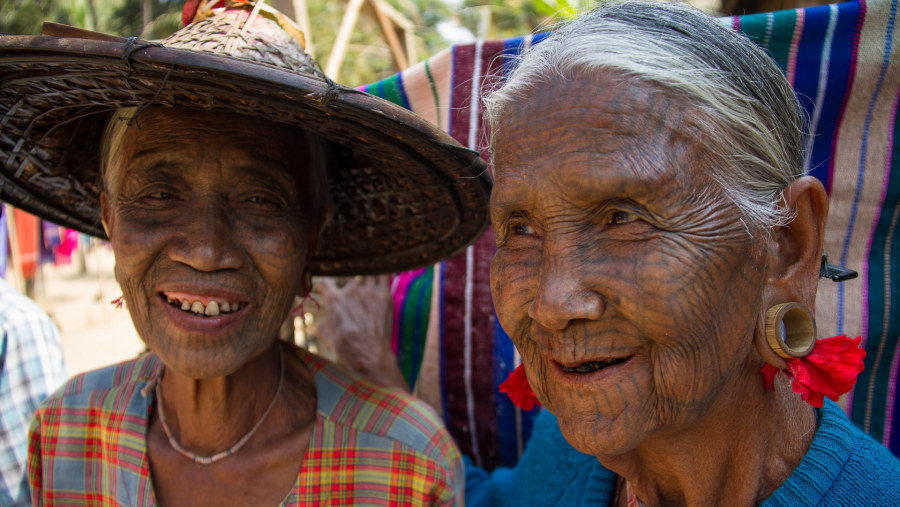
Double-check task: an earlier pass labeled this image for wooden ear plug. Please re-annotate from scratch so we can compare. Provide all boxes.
[765,302,816,359]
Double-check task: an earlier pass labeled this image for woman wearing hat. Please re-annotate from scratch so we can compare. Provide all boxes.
[0,2,489,505]
[315,1,900,505]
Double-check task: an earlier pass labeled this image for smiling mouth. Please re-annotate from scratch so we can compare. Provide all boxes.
[559,357,629,374]
[163,294,246,317]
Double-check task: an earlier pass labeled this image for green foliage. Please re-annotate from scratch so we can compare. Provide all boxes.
[454,0,591,40]
[533,0,583,20]
[105,0,184,38]
[0,0,184,36]
[1,0,76,34]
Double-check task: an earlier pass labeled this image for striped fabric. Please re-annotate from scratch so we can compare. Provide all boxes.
[360,0,900,466]
[27,345,463,506]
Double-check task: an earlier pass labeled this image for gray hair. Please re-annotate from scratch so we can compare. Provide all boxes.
[484,0,807,232]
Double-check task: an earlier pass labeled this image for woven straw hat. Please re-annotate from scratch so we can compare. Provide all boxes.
[0,2,490,276]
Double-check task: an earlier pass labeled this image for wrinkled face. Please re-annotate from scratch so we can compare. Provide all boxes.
[489,74,767,457]
[103,108,324,378]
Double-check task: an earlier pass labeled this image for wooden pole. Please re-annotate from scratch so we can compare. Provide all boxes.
[404,27,416,67]
[142,0,152,33]
[371,0,408,70]
[371,0,415,66]
[291,0,314,56]
[325,0,365,78]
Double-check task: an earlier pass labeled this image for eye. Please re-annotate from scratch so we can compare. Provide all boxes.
[608,211,637,225]
[148,190,173,200]
[513,223,537,236]
[248,196,269,205]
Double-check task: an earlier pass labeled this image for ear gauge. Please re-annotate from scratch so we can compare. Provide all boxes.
[758,299,866,408]
[765,302,816,359]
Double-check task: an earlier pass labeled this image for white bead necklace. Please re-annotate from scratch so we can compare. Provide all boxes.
[155,345,285,465]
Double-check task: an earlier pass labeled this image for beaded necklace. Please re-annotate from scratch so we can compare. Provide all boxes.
[155,345,285,465]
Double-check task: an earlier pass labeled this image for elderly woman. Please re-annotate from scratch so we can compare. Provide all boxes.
[466,2,900,505]
[316,1,900,505]
[0,2,490,505]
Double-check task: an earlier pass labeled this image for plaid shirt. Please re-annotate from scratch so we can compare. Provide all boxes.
[0,278,67,507]
[28,345,463,506]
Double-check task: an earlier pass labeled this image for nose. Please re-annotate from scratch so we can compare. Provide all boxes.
[527,254,604,330]
[169,200,243,272]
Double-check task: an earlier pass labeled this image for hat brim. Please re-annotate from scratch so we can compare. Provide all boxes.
[0,35,491,276]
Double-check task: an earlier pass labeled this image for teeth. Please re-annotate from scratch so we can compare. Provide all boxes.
[561,357,627,374]
[168,295,242,316]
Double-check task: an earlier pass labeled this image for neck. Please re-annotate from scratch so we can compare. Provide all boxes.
[156,342,284,456]
[602,366,817,507]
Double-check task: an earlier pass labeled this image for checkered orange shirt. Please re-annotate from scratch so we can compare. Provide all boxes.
[28,345,463,506]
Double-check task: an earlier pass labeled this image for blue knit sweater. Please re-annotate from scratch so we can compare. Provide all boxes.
[465,399,900,506]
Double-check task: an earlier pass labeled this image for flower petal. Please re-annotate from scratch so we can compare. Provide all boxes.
[499,364,541,411]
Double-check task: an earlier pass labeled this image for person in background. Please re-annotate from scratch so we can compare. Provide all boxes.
[0,276,66,506]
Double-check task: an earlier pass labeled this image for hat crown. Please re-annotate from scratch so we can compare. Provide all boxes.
[164,7,325,79]
[0,6,490,275]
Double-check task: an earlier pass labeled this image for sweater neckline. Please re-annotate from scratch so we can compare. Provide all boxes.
[761,399,853,506]
[574,400,853,506]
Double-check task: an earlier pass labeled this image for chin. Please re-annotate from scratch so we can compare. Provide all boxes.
[551,400,651,459]
[149,341,258,379]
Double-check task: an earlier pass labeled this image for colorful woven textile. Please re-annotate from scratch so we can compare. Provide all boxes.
[27,345,463,506]
[362,0,900,464]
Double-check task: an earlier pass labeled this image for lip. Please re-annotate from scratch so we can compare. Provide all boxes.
[157,289,249,333]
[548,354,637,387]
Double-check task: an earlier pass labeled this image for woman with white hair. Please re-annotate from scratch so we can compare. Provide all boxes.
[464,2,900,505]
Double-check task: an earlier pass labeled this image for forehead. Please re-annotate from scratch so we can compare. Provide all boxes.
[109,108,311,191]
[490,73,714,205]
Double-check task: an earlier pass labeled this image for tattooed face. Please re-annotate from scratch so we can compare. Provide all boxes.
[489,74,768,457]
[102,108,323,378]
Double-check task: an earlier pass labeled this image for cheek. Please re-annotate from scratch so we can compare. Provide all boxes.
[637,236,763,402]
[238,219,310,292]
[491,250,554,399]
[490,249,538,346]
[110,247,159,347]
[617,232,758,339]
[108,219,161,293]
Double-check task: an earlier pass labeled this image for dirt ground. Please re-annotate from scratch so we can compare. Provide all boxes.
[26,245,145,377]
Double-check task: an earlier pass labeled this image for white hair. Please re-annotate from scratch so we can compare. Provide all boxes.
[484,0,807,232]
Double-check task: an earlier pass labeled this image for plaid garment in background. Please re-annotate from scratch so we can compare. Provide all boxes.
[27,344,463,506]
[0,277,67,507]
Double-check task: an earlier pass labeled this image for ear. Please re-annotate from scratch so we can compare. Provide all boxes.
[754,177,827,368]
[763,176,828,314]
[100,192,112,240]
[306,211,330,261]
